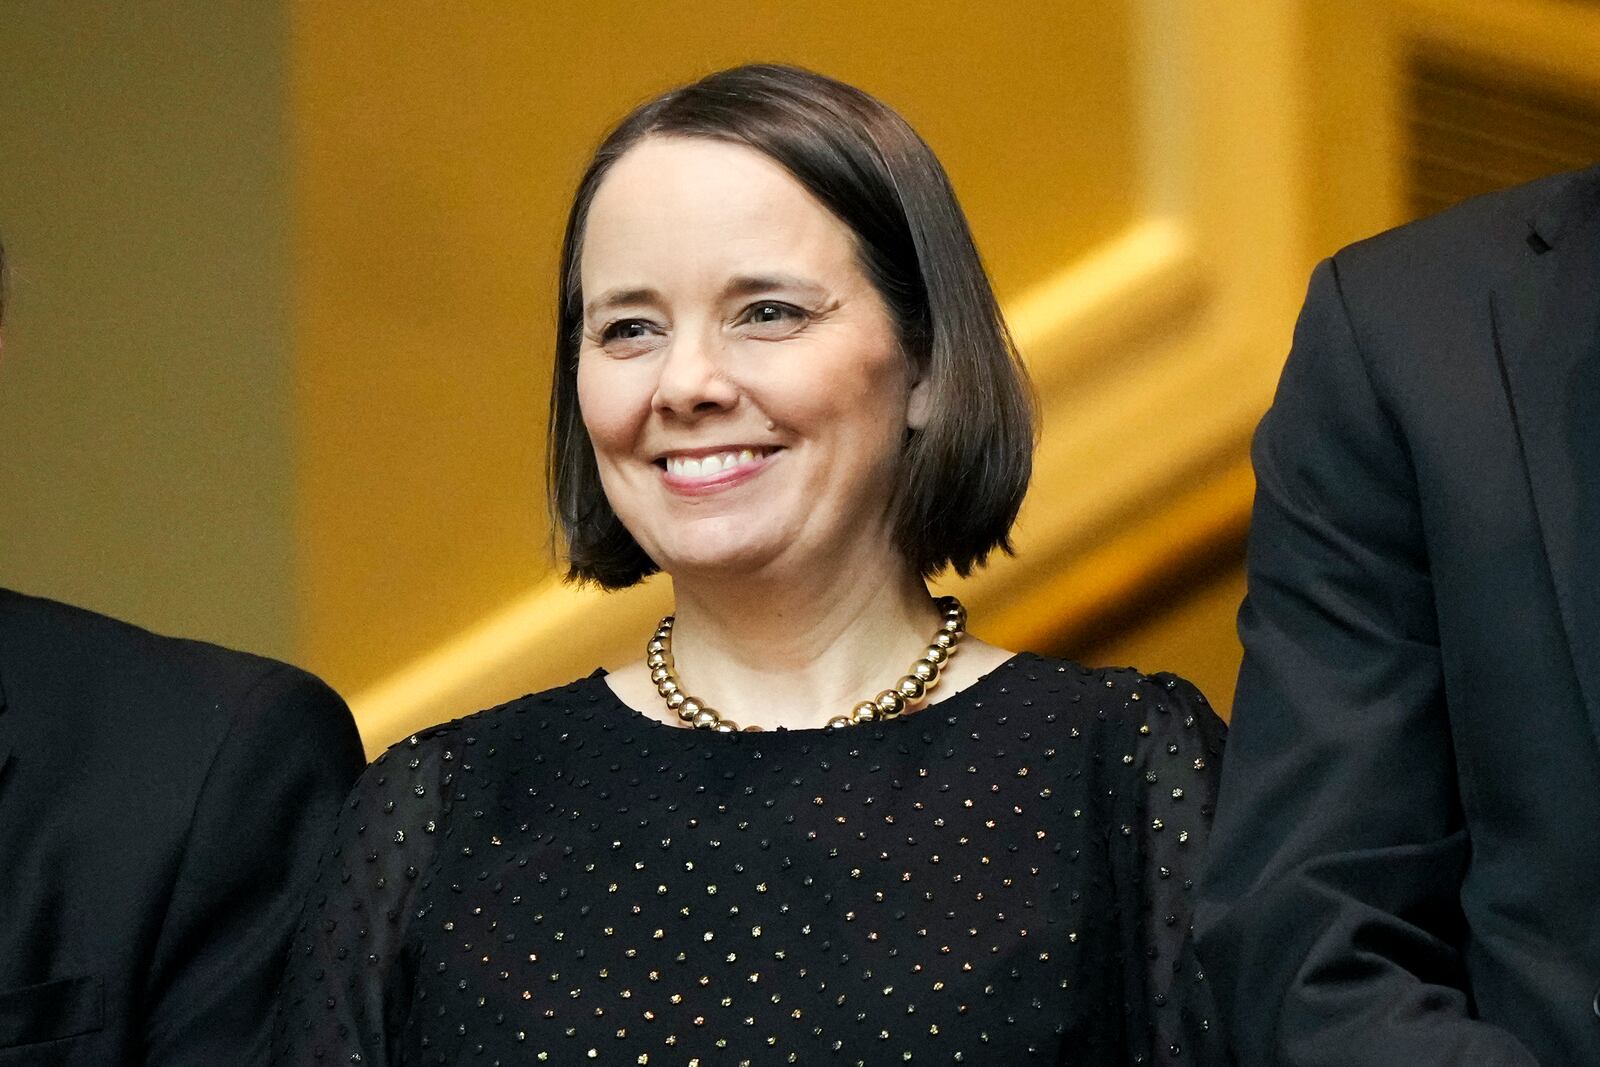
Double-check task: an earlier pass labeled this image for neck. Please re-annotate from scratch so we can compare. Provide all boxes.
[664,550,941,731]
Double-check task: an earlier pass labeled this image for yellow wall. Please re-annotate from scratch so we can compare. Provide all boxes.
[0,2,296,658]
[1077,560,1247,719]
[290,1,1144,694]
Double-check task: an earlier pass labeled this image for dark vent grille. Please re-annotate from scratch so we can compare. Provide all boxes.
[1406,50,1600,220]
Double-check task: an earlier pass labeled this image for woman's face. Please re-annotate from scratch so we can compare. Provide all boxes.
[576,135,927,583]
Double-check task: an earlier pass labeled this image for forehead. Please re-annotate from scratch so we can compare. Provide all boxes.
[580,136,861,289]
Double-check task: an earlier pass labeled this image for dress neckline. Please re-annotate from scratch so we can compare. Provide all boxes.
[588,651,1035,744]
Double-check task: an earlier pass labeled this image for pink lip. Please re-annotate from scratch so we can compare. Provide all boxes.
[657,448,781,496]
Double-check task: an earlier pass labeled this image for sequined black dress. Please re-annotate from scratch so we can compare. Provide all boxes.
[273,654,1230,1065]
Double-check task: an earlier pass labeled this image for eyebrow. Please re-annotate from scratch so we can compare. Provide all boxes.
[722,273,828,302]
[583,274,828,319]
[584,286,662,319]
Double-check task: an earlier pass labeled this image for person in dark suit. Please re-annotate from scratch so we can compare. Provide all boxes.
[0,241,367,1064]
[1195,164,1600,1064]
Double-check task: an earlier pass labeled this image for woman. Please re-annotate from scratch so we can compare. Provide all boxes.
[274,64,1229,1064]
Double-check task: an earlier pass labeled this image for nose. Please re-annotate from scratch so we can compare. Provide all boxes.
[651,329,739,418]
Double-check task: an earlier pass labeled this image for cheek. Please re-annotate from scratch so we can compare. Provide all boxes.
[576,358,644,456]
[841,350,918,468]
[776,340,911,440]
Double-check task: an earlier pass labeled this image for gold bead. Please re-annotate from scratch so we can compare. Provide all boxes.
[646,599,967,731]
[742,724,763,732]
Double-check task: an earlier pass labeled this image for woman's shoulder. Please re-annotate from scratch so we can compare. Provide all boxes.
[994,653,1215,713]
[997,653,1225,760]
[338,671,618,826]
[366,670,615,767]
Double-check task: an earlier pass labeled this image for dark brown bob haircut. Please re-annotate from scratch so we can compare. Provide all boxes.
[548,63,1035,588]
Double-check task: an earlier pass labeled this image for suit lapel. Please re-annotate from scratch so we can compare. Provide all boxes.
[1492,178,1600,749]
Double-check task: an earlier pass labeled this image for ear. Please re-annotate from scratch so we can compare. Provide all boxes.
[906,368,932,431]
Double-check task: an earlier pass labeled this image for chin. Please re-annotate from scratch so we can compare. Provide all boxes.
[630,512,790,577]
[653,539,787,580]
[665,533,810,581]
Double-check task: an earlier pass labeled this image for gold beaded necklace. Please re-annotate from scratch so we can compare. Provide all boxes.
[647,595,967,732]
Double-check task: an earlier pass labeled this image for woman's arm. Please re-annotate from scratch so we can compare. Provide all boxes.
[271,727,453,1066]
[1106,669,1231,1063]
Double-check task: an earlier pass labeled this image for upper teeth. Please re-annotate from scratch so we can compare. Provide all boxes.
[667,449,761,478]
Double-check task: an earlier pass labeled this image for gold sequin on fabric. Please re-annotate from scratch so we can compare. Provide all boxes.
[271,654,1229,1064]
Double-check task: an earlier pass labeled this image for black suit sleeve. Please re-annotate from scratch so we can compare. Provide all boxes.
[140,663,365,1067]
[1193,259,1538,1065]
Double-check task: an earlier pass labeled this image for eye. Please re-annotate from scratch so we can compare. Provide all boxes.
[738,301,807,331]
[600,318,657,343]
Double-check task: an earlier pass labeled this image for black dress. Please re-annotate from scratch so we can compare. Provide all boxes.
[273,653,1230,1065]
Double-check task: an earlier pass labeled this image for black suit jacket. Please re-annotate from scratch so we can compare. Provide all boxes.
[1195,165,1600,1064]
[0,589,365,1065]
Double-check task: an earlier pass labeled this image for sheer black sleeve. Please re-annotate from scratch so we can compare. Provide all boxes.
[1105,670,1231,1063]
[271,727,456,1066]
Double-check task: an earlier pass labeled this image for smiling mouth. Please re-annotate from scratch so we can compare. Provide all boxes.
[658,447,779,479]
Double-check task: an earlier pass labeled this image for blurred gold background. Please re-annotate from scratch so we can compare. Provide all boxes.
[3,1,1598,755]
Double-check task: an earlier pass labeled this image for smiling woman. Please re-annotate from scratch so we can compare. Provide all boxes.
[575,136,926,603]
[272,65,1233,1065]
[550,67,1035,598]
